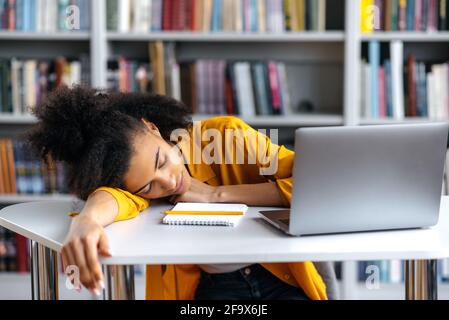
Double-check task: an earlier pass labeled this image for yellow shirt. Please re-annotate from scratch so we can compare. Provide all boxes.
[94,116,327,300]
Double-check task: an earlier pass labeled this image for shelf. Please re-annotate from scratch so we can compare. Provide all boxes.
[193,114,344,127]
[359,118,447,125]
[0,31,90,41]
[0,194,77,205]
[107,31,345,42]
[361,32,449,42]
[0,113,343,127]
[0,114,37,124]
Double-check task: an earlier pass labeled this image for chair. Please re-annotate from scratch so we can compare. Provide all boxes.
[314,261,340,300]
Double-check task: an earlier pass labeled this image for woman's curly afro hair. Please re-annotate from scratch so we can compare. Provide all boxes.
[26,85,192,200]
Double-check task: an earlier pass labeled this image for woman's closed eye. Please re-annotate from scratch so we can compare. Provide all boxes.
[158,157,167,169]
[136,183,152,196]
[136,157,167,196]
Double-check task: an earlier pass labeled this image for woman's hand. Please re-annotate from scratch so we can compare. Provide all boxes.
[61,213,112,296]
[171,180,287,207]
[61,190,118,295]
[170,178,220,204]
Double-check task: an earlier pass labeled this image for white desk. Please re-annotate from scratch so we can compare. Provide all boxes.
[1,197,449,300]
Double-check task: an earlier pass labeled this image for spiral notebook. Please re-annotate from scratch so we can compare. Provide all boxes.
[162,202,248,227]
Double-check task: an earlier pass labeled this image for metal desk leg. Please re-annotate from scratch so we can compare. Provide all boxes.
[405,260,438,300]
[105,265,135,300]
[29,240,59,300]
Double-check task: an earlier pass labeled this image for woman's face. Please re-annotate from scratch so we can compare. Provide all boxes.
[123,120,191,200]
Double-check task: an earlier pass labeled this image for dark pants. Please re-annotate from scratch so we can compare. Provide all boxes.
[194,264,310,300]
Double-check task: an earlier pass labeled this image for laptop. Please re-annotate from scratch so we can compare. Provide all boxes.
[260,123,449,236]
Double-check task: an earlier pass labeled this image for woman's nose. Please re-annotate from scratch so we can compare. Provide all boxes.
[160,174,177,192]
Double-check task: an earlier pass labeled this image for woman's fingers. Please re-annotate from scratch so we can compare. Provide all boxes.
[62,245,76,273]
[62,245,80,291]
[84,237,104,292]
[61,248,68,271]
[98,233,112,257]
[68,240,96,294]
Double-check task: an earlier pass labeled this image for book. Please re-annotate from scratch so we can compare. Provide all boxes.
[390,40,405,120]
[406,0,415,31]
[252,62,271,115]
[384,59,393,117]
[151,0,163,31]
[361,0,375,33]
[0,140,5,193]
[162,202,248,227]
[234,62,257,117]
[368,41,380,118]
[406,55,417,117]
[297,0,305,31]
[276,62,291,115]
[391,0,399,30]
[148,41,166,95]
[378,66,386,118]
[385,0,393,30]
[132,0,152,32]
[0,139,11,193]
[267,61,281,115]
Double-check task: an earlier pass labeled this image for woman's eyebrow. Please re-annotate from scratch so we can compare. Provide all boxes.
[132,147,160,194]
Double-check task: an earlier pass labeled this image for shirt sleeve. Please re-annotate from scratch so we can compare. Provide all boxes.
[92,187,150,222]
[223,116,295,205]
[272,146,294,205]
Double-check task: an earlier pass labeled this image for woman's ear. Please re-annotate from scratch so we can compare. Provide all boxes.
[141,118,162,137]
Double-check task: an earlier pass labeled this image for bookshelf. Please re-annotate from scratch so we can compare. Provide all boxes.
[0,0,448,300]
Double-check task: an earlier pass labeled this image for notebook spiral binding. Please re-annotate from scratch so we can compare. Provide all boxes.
[165,220,234,226]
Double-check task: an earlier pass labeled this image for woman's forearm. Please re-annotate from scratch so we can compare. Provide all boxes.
[76,190,119,227]
[62,190,117,295]
[215,182,288,207]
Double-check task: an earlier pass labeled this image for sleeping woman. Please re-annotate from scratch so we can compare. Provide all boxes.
[26,85,327,300]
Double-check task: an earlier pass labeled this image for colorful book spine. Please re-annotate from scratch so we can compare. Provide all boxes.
[361,0,375,33]
[399,0,407,31]
[368,41,380,118]
[384,59,393,117]
[378,66,386,118]
[267,61,281,115]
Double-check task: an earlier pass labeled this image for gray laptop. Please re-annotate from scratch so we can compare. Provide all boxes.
[260,123,449,236]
